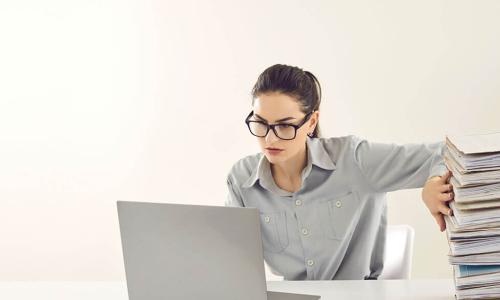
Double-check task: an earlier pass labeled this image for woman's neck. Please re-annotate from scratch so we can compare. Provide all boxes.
[270,144,308,183]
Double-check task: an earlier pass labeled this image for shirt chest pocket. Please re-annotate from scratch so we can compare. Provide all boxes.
[259,211,289,253]
[319,192,360,240]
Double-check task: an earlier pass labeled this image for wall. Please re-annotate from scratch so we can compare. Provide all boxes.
[1,0,499,280]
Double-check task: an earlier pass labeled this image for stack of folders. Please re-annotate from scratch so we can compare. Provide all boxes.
[443,132,500,300]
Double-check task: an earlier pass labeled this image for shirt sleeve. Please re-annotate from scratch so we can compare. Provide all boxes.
[225,174,245,207]
[352,136,447,193]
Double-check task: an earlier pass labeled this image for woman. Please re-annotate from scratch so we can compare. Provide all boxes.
[225,64,453,280]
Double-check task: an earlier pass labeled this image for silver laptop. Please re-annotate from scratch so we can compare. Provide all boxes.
[117,201,321,300]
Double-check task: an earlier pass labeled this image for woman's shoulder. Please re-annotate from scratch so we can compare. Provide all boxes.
[226,152,262,185]
[315,134,364,154]
[310,135,371,170]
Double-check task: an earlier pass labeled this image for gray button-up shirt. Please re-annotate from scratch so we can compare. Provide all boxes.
[225,135,446,280]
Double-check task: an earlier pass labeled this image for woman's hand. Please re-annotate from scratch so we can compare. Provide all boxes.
[421,170,454,232]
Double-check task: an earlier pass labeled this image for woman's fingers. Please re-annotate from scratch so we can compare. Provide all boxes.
[439,183,453,193]
[438,203,453,216]
[433,213,446,232]
[441,170,452,184]
[439,191,454,202]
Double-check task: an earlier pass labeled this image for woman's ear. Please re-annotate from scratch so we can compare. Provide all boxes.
[309,110,319,132]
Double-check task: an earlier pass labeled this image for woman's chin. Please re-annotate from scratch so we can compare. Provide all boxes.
[265,153,285,164]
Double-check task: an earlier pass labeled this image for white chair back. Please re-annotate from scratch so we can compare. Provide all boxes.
[379,224,415,280]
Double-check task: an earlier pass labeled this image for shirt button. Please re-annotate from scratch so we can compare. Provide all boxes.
[295,199,302,206]
[264,216,271,223]
[301,228,309,235]
[336,200,342,208]
[307,259,314,266]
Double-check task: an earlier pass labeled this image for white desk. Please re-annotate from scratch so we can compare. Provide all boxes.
[267,279,456,300]
[0,279,456,300]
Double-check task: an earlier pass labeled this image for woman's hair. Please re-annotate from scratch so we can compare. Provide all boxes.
[250,64,322,138]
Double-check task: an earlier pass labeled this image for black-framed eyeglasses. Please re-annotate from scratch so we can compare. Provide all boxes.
[244,110,314,140]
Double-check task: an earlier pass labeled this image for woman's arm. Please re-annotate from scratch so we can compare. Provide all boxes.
[352,136,453,231]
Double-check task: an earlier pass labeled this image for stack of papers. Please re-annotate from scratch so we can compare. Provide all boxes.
[444,132,500,300]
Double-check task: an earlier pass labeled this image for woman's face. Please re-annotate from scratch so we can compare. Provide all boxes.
[251,92,318,165]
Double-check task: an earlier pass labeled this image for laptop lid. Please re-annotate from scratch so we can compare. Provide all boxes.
[117,201,268,300]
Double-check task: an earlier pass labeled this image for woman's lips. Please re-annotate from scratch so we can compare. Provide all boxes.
[266,148,283,155]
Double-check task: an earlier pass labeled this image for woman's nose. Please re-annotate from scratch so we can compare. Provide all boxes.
[265,128,279,143]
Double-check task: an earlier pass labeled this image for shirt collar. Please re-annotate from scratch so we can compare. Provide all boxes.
[242,136,336,189]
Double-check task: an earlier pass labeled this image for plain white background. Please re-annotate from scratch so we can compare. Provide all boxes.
[0,0,499,280]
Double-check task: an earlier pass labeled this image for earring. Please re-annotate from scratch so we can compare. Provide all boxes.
[307,132,314,137]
